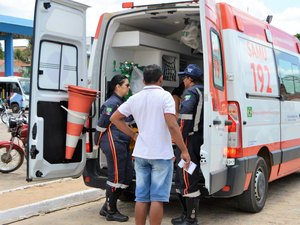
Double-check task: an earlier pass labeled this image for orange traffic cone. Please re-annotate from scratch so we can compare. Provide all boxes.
[64,85,99,159]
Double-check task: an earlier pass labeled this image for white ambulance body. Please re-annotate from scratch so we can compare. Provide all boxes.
[28,0,300,212]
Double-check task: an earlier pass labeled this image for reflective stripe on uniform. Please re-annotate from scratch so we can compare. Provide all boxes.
[107,181,129,189]
[193,88,203,133]
[67,109,88,124]
[183,190,201,198]
[66,134,80,148]
[96,126,107,132]
[107,125,119,184]
[178,114,193,120]
[183,170,190,195]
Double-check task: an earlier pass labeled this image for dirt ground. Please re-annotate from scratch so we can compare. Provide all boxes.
[9,171,300,225]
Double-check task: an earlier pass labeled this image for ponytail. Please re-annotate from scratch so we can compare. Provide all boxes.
[107,74,128,98]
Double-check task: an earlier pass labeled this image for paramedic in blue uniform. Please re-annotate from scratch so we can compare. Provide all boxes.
[172,64,204,225]
[94,74,133,222]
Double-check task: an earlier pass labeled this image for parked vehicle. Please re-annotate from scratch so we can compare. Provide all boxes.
[0,77,30,113]
[27,0,300,213]
[0,102,13,125]
[0,110,28,173]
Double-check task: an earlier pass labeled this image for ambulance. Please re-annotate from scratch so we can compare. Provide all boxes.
[28,0,300,213]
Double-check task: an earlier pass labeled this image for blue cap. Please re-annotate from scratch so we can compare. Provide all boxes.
[178,64,203,78]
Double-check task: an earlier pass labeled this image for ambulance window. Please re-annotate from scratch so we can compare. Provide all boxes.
[210,30,224,90]
[38,41,78,91]
[276,50,300,99]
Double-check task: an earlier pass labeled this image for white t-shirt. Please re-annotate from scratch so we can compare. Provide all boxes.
[118,85,175,159]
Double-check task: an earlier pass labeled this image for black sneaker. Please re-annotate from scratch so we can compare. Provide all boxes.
[99,204,108,217]
[106,210,129,222]
[171,213,186,224]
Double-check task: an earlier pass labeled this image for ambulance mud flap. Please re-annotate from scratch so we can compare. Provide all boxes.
[213,156,258,197]
[209,168,227,194]
[83,159,136,194]
[83,159,107,189]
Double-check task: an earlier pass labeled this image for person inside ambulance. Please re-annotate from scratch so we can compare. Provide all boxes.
[172,64,204,225]
[94,74,134,222]
[172,82,185,118]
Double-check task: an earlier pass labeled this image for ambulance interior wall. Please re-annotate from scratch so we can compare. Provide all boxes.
[105,47,203,90]
[103,16,204,89]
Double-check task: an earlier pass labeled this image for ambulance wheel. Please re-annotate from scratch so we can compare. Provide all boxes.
[11,103,20,113]
[237,157,268,213]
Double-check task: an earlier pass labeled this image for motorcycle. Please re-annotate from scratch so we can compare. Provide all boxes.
[0,102,13,124]
[0,110,28,173]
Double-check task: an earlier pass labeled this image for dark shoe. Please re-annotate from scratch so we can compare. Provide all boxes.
[171,213,186,224]
[177,197,199,225]
[104,187,128,222]
[106,210,129,222]
[172,193,188,224]
[173,217,199,225]
[99,202,108,217]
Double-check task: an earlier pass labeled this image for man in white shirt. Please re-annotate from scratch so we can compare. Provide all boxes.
[110,64,190,225]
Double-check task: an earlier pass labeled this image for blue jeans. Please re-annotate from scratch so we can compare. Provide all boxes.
[134,157,174,202]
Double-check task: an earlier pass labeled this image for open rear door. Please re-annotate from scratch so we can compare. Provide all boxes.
[27,0,88,181]
[199,0,228,194]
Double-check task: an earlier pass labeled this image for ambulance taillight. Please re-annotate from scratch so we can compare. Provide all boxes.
[122,2,134,8]
[85,119,91,153]
[227,102,242,158]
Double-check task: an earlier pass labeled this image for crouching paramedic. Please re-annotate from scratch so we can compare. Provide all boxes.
[94,74,134,222]
[172,64,204,225]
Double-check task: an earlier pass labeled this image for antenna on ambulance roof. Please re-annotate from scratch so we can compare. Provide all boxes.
[266,15,273,24]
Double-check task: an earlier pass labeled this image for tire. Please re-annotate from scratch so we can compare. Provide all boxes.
[237,157,268,213]
[0,144,25,173]
[11,103,20,113]
[1,112,12,124]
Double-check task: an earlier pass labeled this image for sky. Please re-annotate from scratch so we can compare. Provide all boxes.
[0,0,300,47]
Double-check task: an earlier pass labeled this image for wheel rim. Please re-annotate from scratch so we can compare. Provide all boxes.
[254,167,266,203]
[2,114,9,124]
[0,147,22,172]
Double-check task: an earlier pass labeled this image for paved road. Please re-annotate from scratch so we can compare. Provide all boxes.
[8,171,300,225]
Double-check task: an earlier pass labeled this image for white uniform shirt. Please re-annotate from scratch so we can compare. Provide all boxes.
[118,85,175,159]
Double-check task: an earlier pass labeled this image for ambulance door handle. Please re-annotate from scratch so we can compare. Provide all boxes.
[224,120,232,126]
[213,119,222,125]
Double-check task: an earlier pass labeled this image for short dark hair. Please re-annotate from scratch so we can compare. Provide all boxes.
[143,64,162,84]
